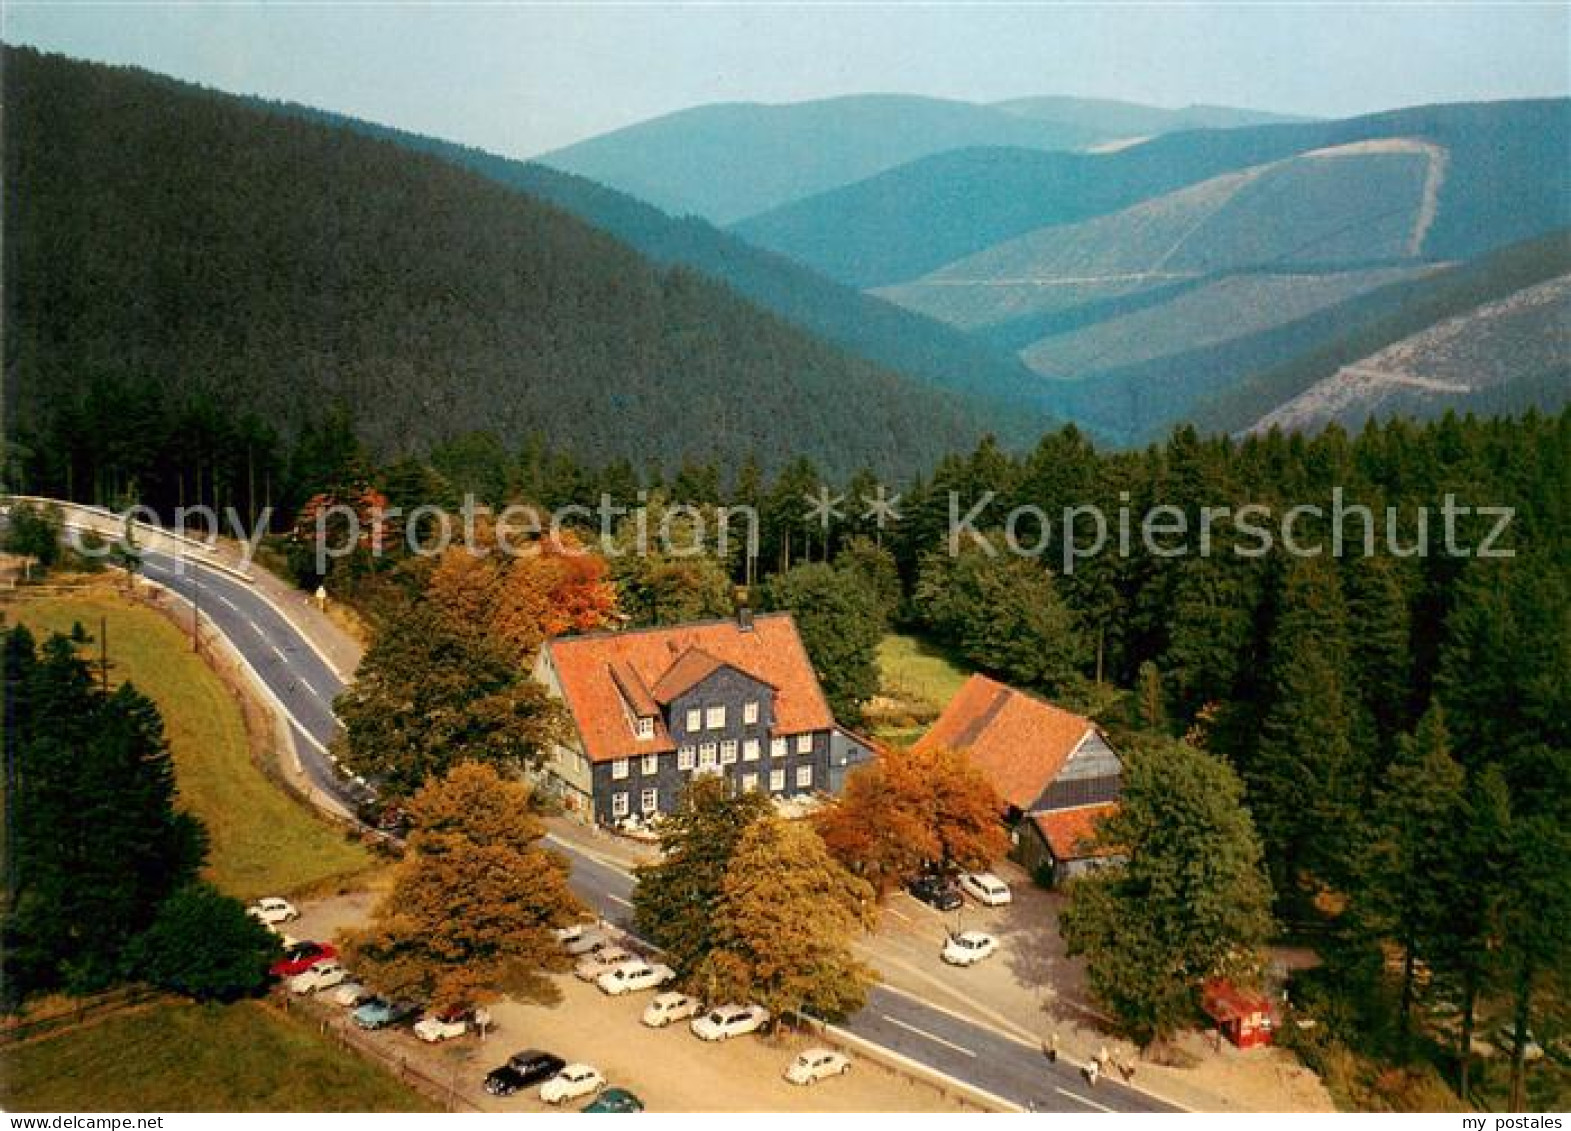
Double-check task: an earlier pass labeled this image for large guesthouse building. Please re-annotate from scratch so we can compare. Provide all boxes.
[533,612,873,826]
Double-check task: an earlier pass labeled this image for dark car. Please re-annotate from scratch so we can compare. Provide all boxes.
[582,1087,645,1113]
[484,1049,566,1097]
[907,874,964,912]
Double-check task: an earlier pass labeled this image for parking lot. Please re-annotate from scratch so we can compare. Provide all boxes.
[286,895,968,1113]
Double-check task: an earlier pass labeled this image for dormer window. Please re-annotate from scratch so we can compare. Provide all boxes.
[635,716,655,740]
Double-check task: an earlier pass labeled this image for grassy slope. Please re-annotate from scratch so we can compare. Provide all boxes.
[869,633,972,744]
[0,1000,436,1112]
[5,587,370,899]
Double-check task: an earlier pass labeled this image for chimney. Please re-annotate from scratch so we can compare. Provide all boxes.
[737,605,754,633]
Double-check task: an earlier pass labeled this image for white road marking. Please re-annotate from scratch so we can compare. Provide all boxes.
[606,894,633,909]
[1056,1086,1114,1113]
[881,1014,976,1058]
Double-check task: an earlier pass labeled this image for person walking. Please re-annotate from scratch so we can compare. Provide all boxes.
[1085,1058,1100,1087]
[1043,1031,1059,1064]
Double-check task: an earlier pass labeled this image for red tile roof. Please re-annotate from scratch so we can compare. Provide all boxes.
[542,614,833,764]
[1032,804,1121,861]
[913,674,1095,810]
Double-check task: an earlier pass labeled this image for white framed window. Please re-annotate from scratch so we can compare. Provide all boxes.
[743,700,759,725]
[678,745,696,771]
[641,788,659,814]
[699,743,718,769]
[611,758,629,780]
[770,737,787,759]
[636,716,655,740]
[706,705,727,730]
[795,765,813,789]
[611,792,629,818]
[769,769,786,793]
[641,753,660,775]
[742,738,760,762]
[685,707,702,733]
[796,733,814,755]
[741,773,759,793]
[720,740,738,765]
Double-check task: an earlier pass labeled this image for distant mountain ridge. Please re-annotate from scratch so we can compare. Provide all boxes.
[734,99,1571,288]
[535,92,1303,224]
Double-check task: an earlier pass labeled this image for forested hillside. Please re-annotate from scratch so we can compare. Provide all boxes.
[2,47,1043,513]
[247,102,1054,414]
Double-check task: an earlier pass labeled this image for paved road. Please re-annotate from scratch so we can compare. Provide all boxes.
[134,550,360,806]
[123,547,1177,1114]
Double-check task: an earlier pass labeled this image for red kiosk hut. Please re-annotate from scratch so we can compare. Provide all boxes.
[1201,979,1276,1049]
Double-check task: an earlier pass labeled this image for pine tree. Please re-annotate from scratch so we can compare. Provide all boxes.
[1249,558,1363,912]
[1357,703,1466,1048]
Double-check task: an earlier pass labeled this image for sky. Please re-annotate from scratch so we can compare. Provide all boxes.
[5,2,1568,159]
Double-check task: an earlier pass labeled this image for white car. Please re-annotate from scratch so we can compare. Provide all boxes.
[414,1012,468,1043]
[553,922,597,947]
[289,960,347,994]
[248,897,299,925]
[642,991,702,1028]
[563,928,612,956]
[333,982,372,1007]
[575,946,634,982]
[941,930,999,967]
[691,1004,769,1041]
[596,960,676,996]
[785,1048,851,1085]
[540,1063,605,1105]
[959,872,1012,907]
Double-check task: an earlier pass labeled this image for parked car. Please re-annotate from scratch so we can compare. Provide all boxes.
[414,1008,469,1043]
[785,1048,851,1085]
[553,922,597,948]
[564,928,613,956]
[958,872,1012,907]
[540,1062,606,1105]
[247,897,299,925]
[641,991,702,1028]
[596,960,675,996]
[582,1087,644,1113]
[484,1049,566,1097]
[333,982,373,1008]
[907,874,964,912]
[352,997,420,1030]
[691,1004,769,1041]
[270,941,337,978]
[575,946,635,982]
[288,959,347,994]
[941,930,999,967]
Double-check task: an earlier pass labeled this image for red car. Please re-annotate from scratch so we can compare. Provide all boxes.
[270,940,337,978]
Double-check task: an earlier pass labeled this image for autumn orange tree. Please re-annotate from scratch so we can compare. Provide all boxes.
[426,526,619,663]
[816,744,1008,895]
[695,815,875,1021]
[339,762,585,1010]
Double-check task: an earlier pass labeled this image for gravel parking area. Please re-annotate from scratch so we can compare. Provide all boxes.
[286,892,967,1112]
